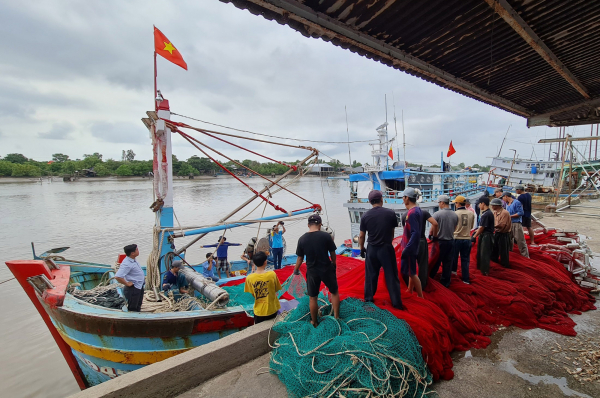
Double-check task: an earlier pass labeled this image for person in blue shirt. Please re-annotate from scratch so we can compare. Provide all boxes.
[162,261,189,298]
[202,236,241,278]
[502,192,530,258]
[271,221,286,270]
[200,253,219,282]
[115,244,146,312]
[516,185,535,245]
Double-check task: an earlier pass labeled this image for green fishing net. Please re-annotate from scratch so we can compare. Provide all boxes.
[270,296,433,398]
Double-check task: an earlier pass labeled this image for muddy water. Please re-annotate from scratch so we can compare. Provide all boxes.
[0,176,350,397]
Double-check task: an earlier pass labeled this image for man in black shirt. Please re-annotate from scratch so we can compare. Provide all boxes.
[359,190,403,310]
[294,214,339,327]
[472,197,494,275]
[403,206,438,290]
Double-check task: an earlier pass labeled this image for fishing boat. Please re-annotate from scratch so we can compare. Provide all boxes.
[341,123,484,253]
[5,96,320,389]
[482,156,561,189]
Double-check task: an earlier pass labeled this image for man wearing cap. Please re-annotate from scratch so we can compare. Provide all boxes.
[472,197,494,275]
[491,198,511,268]
[359,190,404,309]
[429,195,459,287]
[294,214,340,326]
[404,199,438,290]
[202,236,242,278]
[516,185,534,245]
[162,260,190,297]
[452,195,475,284]
[493,188,507,209]
[399,187,424,298]
[115,244,145,312]
[502,192,530,258]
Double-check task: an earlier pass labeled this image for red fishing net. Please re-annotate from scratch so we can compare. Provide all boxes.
[224,229,596,381]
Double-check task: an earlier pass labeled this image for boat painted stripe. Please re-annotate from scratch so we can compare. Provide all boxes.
[56,329,191,365]
[53,320,233,351]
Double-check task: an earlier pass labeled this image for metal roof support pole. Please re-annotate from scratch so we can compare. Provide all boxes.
[554,135,570,206]
[568,141,573,206]
[483,0,589,99]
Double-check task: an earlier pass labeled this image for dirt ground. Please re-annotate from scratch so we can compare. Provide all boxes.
[180,203,600,398]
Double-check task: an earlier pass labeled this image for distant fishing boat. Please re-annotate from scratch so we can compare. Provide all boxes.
[5,95,320,389]
[340,123,484,254]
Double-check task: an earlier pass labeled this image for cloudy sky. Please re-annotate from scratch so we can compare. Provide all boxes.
[1,0,597,166]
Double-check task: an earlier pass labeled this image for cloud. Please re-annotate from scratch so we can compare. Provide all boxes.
[0,0,573,165]
[38,122,75,139]
[90,121,149,144]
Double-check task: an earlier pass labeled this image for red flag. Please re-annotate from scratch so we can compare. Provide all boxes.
[388,145,394,160]
[154,27,187,70]
[447,141,456,157]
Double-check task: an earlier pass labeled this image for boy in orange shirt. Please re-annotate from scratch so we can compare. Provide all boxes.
[244,251,282,324]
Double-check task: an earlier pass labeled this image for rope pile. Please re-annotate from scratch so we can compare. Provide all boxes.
[270,296,432,398]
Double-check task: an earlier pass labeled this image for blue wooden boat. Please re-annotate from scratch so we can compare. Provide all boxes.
[5,96,318,389]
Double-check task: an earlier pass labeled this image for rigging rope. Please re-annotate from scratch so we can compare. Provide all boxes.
[170,113,378,144]
[176,129,290,214]
[176,128,313,206]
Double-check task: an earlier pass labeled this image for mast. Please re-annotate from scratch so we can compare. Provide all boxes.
[153,96,174,273]
[402,110,406,168]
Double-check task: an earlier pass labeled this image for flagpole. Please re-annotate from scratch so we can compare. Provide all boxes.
[154,51,158,111]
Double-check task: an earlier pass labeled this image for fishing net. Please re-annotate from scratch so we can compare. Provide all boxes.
[270,295,433,398]
[70,284,126,309]
[225,230,596,382]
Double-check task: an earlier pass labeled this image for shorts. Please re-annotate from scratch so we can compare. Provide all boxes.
[522,216,531,228]
[306,266,339,297]
[400,255,417,276]
[254,312,277,324]
[217,258,229,271]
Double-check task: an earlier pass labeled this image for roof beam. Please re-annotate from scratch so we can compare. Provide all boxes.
[527,97,600,127]
[484,0,590,99]
[223,0,530,117]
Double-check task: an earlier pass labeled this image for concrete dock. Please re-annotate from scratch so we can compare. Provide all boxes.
[70,206,600,398]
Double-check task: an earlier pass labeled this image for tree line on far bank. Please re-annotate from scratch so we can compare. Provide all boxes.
[0,152,331,178]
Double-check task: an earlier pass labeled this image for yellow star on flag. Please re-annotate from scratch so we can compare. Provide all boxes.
[163,42,176,54]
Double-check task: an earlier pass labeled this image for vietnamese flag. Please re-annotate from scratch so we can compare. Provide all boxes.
[388,145,394,159]
[447,141,456,157]
[154,26,187,70]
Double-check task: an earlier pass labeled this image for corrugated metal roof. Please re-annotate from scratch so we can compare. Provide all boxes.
[218,0,600,127]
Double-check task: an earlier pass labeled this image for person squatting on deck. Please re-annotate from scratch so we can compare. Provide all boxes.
[202,236,241,278]
[503,191,530,258]
[241,237,257,274]
[453,195,475,285]
[162,260,189,298]
[271,221,286,270]
[429,195,459,288]
[491,198,512,268]
[201,253,219,282]
[516,184,535,245]
[359,190,404,310]
[115,244,145,312]
[473,197,494,275]
[294,214,340,327]
[244,251,282,324]
[400,188,424,298]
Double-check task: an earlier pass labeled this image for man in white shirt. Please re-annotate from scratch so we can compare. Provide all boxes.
[115,244,145,312]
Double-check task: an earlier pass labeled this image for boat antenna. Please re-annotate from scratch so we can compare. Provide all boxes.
[385,94,389,170]
[345,105,352,168]
[402,109,406,167]
[392,92,401,166]
[497,124,511,157]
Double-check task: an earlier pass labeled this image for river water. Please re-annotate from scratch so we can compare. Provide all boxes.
[0,176,350,397]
